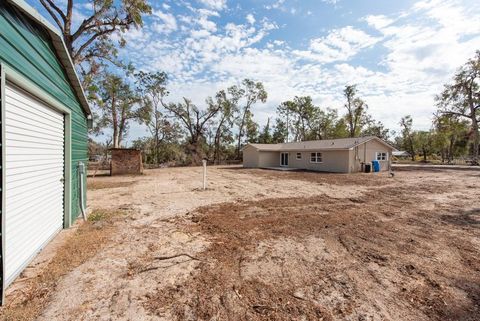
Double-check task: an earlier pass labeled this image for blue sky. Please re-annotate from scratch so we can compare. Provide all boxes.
[30,0,480,144]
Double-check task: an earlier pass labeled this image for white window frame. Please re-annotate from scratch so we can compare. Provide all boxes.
[280,152,289,167]
[296,152,302,160]
[375,152,388,161]
[310,152,323,163]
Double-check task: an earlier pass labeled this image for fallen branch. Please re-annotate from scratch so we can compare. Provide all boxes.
[154,253,201,261]
[138,259,195,274]
[233,287,242,299]
[252,304,273,314]
[138,265,173,274]
[291,293,307,301]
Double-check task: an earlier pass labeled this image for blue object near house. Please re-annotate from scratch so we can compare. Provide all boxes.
[372,160,380,172]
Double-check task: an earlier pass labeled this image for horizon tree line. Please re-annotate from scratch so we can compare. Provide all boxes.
[40,0,479,166]
[88,49,480,166]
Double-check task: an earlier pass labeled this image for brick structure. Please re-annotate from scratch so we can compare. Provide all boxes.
[110,148,143,175]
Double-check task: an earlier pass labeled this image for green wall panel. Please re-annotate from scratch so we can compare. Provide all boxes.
[0,2,88,221]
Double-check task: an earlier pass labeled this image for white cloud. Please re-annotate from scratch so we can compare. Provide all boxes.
[197,16,217,32]
[294,26,380,63]
[264,0,287,11]
[191,29,211,38]
[364,15,394,29]
[198,0,227,11]
[246,14,255,25]
[152,10,178,34]
[369,1,480,87]
[197,8,220,17]
[322,0,340,5]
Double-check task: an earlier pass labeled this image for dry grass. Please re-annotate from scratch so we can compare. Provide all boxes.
[0,209,124,321]
[87,180,136,190]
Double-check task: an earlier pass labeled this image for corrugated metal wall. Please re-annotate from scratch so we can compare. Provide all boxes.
[0,2,88,221]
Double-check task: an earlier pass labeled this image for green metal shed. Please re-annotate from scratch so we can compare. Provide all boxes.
[0,0,91,302]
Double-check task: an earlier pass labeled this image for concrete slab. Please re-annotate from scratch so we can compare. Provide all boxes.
[261,167,302,171]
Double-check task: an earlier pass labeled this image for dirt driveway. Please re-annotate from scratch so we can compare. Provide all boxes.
[5,166,480,320]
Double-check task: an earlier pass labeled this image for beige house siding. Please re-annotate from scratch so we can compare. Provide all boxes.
[351,139,392,172]
[243,146,280,168]
[242,145,259,167]
[303,150,350,173]
[349,149,356,172]
[268,150,350,173]
[288,152,306,168]
[258,151,280,167]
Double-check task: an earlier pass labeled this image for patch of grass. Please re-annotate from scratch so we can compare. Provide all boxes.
[0,209,124,321]
[88,209,124,222]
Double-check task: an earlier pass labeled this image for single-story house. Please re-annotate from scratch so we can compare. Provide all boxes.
[243,136,395,173]
[0,0,91,301]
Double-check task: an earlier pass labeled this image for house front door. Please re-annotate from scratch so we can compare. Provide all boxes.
[280,152,289,167]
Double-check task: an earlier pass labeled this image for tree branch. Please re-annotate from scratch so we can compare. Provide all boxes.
[440,110,471,119]
[43,0,67,24]
[73,27,116,61]
[39,0,64,32]
[154,253,201,261]
[72,8,116,41]
[65,0,74,34]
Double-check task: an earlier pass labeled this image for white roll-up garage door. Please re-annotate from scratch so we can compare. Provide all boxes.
[3,82,65,286]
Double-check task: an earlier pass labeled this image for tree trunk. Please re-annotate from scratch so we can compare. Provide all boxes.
[467,84,479,165]
[214,130,221,165]
[471,118,479,165]
[117,122,124,148]
[154,133,160,165]
[213,116,226,165]
[448,137,455,164]
[301,117,306,141]
[409,138,415,162]
[110,94,119,148]
[190,140,203,165]
[236,110,248,159]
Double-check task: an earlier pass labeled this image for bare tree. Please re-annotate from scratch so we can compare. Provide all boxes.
[162,98,222,164]
[210,87,242,164]
[96,72,140,148]
[436,50,480,165]
[136,71,180,164]
[39,0,151,77]
[236,79,267,158]
[343,85,368,138]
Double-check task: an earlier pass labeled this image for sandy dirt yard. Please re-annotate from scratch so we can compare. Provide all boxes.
[3,166,480,320]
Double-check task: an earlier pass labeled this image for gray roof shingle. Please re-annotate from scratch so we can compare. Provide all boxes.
[247,136,394,151]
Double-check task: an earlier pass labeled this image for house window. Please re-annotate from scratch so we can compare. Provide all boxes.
[310,152,322,163]
[376,152,388,161]
[296,152,302,160]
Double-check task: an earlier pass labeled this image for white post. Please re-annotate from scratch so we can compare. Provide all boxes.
[202,159,207,190]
